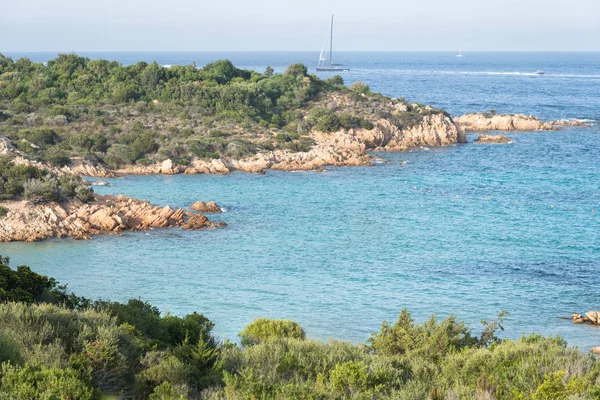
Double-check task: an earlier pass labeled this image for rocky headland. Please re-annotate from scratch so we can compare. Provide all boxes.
[455,113,589,132]
[87,105,465,176]
[0,195,225,242]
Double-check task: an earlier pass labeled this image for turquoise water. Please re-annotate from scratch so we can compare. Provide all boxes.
[2,52,600,348]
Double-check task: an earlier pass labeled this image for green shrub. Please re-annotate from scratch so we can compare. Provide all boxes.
[23,177,61,203]
[360,119,374,130]
[149,381,188,400]
[284,136,313,153]
[0,206,6,218]
[349,81,370,94]
[94,299,214,348]
[0,331,22,365]
[314,111,340,132]
[43,147,71,167]
[18,128,58,147]
[368,309,477,359]
[283,63,308,78]
[239,318,306,346]
[0,362,96,400]
[104,144,139,168]
[0,157,46,200]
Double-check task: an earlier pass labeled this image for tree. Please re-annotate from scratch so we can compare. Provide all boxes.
[284,63,308,78]
[264,66,274,77]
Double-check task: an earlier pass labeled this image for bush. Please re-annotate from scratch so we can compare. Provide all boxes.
[283,63,308,78]
[0,331,22,365]
[0,206,6,218]
[239,318,306,346]
[349,81,370,94]
[43,147,71,167]
[94,299,214,348]
[284,136,313,153]
[368,309,477,359]
[0,157,45,200]
[0,362,96,400]
[75,185,95,203]
[23,177,61,203]
[104,144,139,168]
[18,128,59,147]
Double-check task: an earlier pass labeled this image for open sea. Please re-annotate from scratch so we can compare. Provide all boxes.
[2,51,599,348]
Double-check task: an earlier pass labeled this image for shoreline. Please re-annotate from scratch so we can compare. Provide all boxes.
[62,113,591,178]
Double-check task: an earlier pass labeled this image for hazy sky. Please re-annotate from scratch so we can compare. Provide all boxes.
[2,0,599,51]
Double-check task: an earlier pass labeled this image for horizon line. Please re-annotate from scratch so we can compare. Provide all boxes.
[3,50,600,53]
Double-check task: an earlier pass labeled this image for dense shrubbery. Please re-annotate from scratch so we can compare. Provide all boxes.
[2,255,597,399]
[0,156,93,202]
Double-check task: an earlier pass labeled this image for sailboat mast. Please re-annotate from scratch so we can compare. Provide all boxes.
[329,15,333,66]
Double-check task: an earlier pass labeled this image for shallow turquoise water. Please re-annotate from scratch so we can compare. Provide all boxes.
[2,52,600,348]
[3,129,599,348]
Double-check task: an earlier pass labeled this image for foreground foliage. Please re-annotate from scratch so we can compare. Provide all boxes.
[0,255,599,399]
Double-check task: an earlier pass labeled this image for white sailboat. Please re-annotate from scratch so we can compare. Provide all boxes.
[317,15,349,72]
[456,48,464,58]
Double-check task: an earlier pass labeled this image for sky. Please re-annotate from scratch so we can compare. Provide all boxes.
[1,0,599,52]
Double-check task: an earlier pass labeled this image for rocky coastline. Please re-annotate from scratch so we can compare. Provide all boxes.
[74,112,466,177]
[455,113,589,132]
[0,195,225,242]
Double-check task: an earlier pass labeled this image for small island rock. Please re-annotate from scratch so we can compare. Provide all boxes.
[570,311,600,325]
[190,201,222,213]
[475,135,512,144]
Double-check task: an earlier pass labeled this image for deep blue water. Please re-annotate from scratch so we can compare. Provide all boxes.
[2,52,600,348]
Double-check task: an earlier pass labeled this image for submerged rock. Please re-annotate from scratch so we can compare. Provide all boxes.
[181,214,227,230]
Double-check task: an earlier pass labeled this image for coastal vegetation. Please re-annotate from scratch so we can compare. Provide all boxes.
[1,255,599,399]
[0,53,449,172]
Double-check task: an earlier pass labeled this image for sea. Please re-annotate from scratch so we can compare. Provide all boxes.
[1,51,599,349]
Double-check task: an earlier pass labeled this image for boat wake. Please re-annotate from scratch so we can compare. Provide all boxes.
[364,69,600,79]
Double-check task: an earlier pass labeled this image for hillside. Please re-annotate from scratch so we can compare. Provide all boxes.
[0,54,464,176]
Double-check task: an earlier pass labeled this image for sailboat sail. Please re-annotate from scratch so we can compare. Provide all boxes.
[316,15,349,71]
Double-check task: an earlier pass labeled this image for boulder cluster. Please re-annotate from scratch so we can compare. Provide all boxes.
[570,312,600,355]
[571,311,600,325]
[0,195,226,242]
